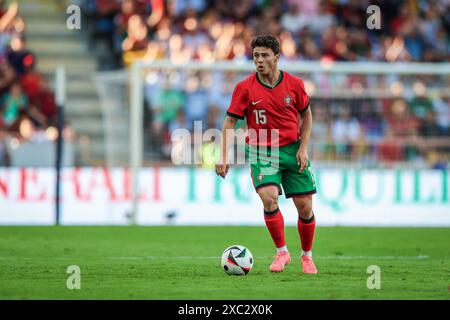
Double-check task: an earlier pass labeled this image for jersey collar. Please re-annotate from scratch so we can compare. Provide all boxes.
[256,70,283,89]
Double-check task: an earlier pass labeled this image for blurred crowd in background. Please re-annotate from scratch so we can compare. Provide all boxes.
[0,0,61,166]
[82,0,449,168]
[0,0,449,168]
[140,70,449,168]
[83,0,450,68]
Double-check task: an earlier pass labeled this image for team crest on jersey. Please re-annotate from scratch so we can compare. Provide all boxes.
[284,94,292,107]
[257,174,264,182]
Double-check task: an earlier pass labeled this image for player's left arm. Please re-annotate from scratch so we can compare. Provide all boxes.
[297,105,312,172]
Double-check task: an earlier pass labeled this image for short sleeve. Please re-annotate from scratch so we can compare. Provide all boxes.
[296,79,310,114]
[226,83,248,120]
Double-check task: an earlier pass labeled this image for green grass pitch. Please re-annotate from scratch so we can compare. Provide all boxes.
[0,226,449,300]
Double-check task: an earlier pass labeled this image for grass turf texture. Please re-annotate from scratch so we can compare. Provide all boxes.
[0,226,448,300]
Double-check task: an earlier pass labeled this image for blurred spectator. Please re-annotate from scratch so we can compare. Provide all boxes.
[409,94,434,121]
[0,59,15,94]
[287,0,318,16]
[168,108,188,136]
[419,111,439,137]
[115,0,139,34]
[212,0,255,21]
[89,0,121,70]
[385,98,424,162]
[359,101,385,143]
[172,0,207,16]
[152,77,184,140]
[207,71,236,113]
[1,80,27,125]
[281,3,307,34]
[0,1,18,34]
[310,1,336,35]
[433,96,450,136]
[419,4,442,48]
[377,127,404,163]
[7,36,33,75]
[387,98,420,137]
[430,151,448,170]
[310,102,332,160]
[122,15,149,52]
[20,62,43,103]
[205,105,221,130]
[183,73,208,130]
[340,0,365,30]
[332,106,361,158]
[35,79,56,124]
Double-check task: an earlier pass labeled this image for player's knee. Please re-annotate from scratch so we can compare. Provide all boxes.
[262,195,278,211]
[258,186,279,211]
[297,202,313,220]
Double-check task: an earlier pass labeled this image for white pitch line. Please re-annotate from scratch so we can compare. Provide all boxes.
[0,255,432,261]
[317,255,430,260]
[106,255,431,260]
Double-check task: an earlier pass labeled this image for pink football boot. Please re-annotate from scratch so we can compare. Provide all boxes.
[301,255,318,274]
[269,251,291,272]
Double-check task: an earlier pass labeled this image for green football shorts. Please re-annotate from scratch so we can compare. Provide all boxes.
[245,140,317,198]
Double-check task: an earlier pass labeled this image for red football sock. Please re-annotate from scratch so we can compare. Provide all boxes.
[298,214,316,252]
[264,208,286,248]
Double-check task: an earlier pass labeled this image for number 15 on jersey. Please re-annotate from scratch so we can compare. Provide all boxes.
[253,109,267,124]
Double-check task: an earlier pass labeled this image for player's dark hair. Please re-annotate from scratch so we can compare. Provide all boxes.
[251,35,280,55]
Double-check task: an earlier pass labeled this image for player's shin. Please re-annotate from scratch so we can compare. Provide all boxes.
[298,213,316,256]
[264,208,287,251]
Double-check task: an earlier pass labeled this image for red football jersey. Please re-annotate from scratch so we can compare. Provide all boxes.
[227,71,310,147]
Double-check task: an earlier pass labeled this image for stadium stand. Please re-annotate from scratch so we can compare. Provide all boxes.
[82,0,449,168]
[0,0,108,165]
[1,0,448,167]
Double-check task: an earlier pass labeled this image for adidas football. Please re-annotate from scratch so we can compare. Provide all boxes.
[221,245,253,275]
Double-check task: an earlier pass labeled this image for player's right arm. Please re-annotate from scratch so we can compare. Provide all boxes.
[215,115,237,178]
[216,82,248,178]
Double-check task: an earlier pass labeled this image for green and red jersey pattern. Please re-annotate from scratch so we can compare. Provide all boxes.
[227,71,310,147]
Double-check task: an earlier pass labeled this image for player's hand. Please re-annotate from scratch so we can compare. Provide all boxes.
[215,163,230,179]
[296,147,309,173]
